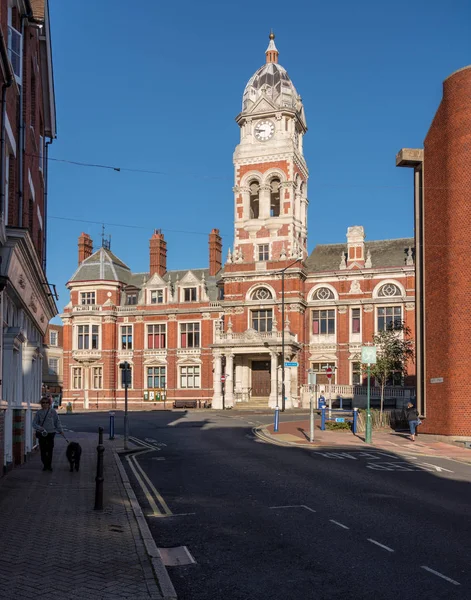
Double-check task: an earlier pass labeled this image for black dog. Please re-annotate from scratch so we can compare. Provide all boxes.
[66,442,82,472]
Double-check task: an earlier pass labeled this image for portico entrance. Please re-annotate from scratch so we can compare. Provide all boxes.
[251,360,271,396]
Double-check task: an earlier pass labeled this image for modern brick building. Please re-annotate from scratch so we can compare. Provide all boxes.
[0,0,57,473]
[61,35,415,411]
[397,64,471,438]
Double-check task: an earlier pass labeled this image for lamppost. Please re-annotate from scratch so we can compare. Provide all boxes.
[279,255,303,412]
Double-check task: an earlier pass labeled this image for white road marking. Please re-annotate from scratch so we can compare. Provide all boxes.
[329,519,349,529]
[421,566,460,586]
[367,538,394,552]
[158,546,196,566]
[129,436,158,450]
[269,505,316,513]
[149,512,196,518]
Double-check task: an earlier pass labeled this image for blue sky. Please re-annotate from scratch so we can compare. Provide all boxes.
[47,0,470,318]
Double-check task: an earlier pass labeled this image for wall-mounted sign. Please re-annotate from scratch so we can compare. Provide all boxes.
[430,377,444,384]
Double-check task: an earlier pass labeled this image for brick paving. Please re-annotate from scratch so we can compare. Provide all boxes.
[0,433,164,600]
[262,419,471,462]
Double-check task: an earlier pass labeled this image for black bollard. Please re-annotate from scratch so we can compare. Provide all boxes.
[94,426,105,510]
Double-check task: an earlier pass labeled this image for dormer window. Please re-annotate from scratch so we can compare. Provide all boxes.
[151,290,164,304]
[80,291,95,305]
[183,287,197,302]
[126,293,138,305]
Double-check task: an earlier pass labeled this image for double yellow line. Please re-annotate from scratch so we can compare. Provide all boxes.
[126,437,172,517]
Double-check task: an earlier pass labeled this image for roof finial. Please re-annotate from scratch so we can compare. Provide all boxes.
[266,30,279,64]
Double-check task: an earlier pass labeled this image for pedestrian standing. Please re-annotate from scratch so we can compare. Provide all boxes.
[33,396,64,471]
[405,401,421,442]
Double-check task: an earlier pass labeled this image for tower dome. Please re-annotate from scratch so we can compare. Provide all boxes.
[242,33,299,112]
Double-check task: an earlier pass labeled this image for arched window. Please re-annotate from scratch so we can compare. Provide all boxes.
[251,287,273,301]
[270,178,280,217]
[315,287,335,301]
[249,181,260,219]
[378,283,401,297]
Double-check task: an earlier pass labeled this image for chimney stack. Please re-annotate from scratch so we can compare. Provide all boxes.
[209,228,222,276]
[78,233,93,265]
[150,230,167,277]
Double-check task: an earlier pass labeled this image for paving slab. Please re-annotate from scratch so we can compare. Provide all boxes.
[0,433,172,600]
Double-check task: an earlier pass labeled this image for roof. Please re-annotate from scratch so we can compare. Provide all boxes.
[69,250,221,301]
[69,248,132,284]
[242,62,298,112]
[305,238,414,273]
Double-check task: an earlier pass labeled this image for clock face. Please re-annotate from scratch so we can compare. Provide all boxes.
[254,120,275,141]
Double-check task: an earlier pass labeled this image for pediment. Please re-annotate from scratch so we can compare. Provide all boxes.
[180,270,199,284]
[248,95,278,115]
[146,273,166,287]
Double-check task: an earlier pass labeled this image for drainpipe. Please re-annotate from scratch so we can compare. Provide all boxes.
[17,4,33,228]
[43,138,51,271]
[0,29,14,220]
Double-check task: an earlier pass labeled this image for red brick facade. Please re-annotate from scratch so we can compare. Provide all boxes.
[421,66,471,436]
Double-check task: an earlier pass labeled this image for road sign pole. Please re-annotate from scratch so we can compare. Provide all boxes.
[328,379,332,419]
[366,363,372,444]
[310,393,314,442]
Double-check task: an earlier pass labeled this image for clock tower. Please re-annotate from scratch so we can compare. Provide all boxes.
[230,33,309,266]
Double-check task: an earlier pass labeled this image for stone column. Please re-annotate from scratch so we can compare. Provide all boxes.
[269,352,278,407]
[212,353,223,409]
[225,353,234,407]
[285,364,293,409]
[259,184,271,219]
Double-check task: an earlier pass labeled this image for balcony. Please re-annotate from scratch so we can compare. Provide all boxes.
[72,305,102,313]
[72,349,101,364]
[214,328,298,347]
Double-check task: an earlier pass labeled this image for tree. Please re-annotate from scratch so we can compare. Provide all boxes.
[365,321,414,416]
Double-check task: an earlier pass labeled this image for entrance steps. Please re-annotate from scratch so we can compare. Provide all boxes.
[233,396,270,411]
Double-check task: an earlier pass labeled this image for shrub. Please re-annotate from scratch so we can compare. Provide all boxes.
[326,421,352,431]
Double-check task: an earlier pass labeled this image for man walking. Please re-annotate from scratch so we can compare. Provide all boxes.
[33,396,64,471]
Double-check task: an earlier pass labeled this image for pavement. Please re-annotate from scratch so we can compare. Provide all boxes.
[257,418,471,463]
[0,432,176,600]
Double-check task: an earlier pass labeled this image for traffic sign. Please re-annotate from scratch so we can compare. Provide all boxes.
[361,346,377,365]
[285,362,298,367]
[221,375,226,382]
[326,367,333,379]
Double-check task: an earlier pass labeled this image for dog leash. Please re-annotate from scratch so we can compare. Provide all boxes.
[60,432,70,444]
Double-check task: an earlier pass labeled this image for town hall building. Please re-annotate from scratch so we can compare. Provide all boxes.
[61,34,416,411]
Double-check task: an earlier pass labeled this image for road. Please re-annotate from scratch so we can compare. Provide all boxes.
[62,410,471,600]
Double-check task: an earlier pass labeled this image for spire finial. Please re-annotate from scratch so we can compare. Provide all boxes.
[265,30,279,64]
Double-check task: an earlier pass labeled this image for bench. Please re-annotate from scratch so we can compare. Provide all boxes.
[173,400,200,409]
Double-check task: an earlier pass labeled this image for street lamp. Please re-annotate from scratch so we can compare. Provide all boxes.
[279,255,303,412]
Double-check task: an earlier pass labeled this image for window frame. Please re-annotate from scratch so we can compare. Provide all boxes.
[126,292,138,305]
[150,289,164,305]
[146,323,167,349]
[377,305,403,332]
[120,324,133,350]
[312,309,336,337]
[49,330,58,346]
[72,367,82,390]
[146,366,166,389]
[76,323,100,350]
[183,287,198,303]
[80,291,96,305]
[251,309,273,333]
[258,244,269,262]
[48,357,59,375]
[179,364,201,389]
[7,21,22,85]
[92,366,103,390]
[179,321,200,348]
